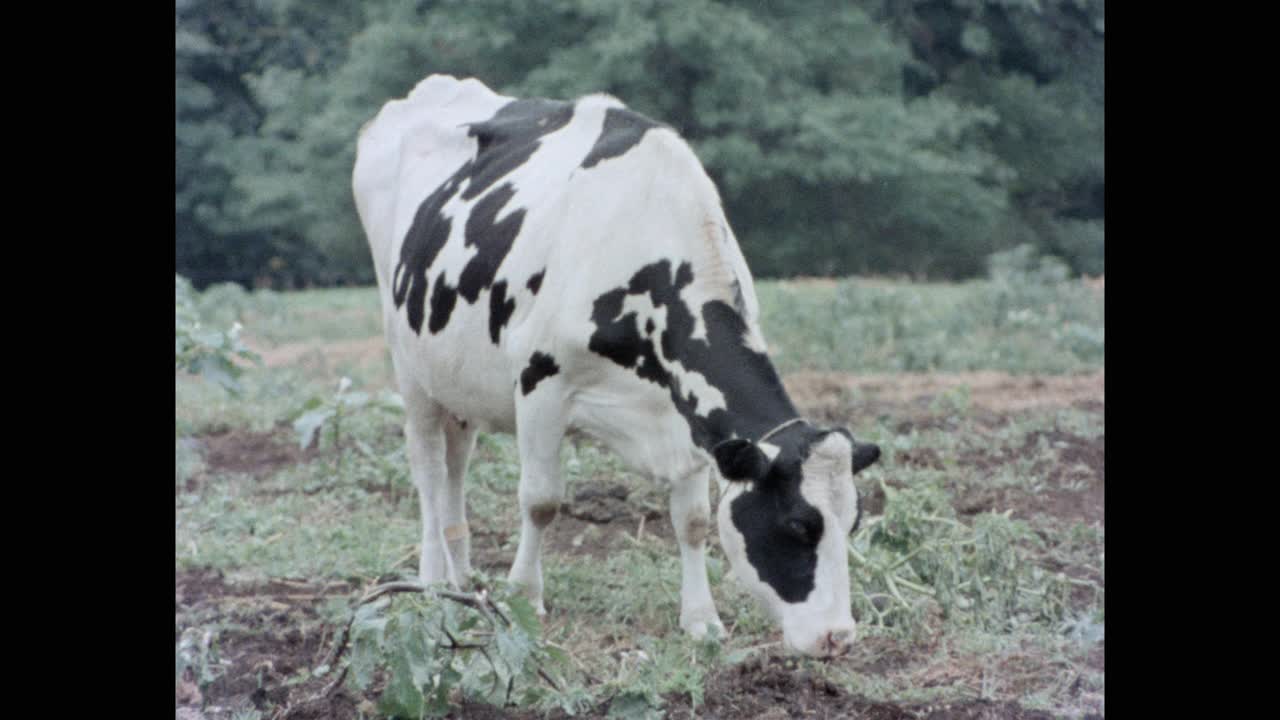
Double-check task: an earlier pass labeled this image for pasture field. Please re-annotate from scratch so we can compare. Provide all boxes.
[176,272,1104,719]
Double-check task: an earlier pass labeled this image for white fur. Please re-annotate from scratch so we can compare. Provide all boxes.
[716,433,860,656]
[355,75,829,647]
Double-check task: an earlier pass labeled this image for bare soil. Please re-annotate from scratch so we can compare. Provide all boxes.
[785,370,1104,415]
[244,336,389,371]
[177,371,1103,719]
[199,429,318,477]
[664,655,1065,719]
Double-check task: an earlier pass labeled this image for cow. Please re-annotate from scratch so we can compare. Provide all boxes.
[353,75,881,658]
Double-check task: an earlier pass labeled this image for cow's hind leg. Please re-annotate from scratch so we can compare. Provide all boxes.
[507,381,567,615]
[443,415,479,580]
[399,380,465,587]
[670,466,726,638]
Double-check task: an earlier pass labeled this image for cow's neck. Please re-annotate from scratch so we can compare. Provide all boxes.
[655,295,801,454]
[694,351,801,451]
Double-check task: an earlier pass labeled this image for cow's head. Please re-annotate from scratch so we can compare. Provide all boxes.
[714,425,880,658]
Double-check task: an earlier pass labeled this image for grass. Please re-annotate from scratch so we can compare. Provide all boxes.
[757,273,1103,374]
[176,266,1104,718]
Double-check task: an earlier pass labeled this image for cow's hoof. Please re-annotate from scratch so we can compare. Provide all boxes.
[681,612,726,641]
[509,581,547,616]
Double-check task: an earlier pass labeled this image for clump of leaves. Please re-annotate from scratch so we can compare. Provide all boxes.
[849,479,1089,638]
[340,576,582,718]
[176,274,262,395]
[293,376,404,451]
[176,626,223,700]
[605,633,723,719]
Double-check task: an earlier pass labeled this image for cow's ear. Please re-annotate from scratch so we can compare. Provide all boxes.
[714,438,770,482]
[834,428,880,474]
[852,441,881,474]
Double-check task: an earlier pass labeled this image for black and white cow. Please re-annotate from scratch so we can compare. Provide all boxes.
[353,75,881,658]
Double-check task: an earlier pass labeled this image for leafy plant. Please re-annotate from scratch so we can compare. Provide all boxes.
[177,0,1102,286]
[602,633,723,719]
[292,376,404,452]
[340,577,580,717]
[848,478,1095,638]
[176,274,263,395]
[176,626,223,699]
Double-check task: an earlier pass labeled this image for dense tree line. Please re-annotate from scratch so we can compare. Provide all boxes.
[176,0,1103,289]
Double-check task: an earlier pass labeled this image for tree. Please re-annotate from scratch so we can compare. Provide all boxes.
[175,0,1104,285]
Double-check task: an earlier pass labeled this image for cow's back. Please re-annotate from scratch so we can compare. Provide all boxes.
[354,75,763,438]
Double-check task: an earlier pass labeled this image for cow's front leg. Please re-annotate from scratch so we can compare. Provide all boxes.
[670,466,726,639]
[507,384,567,615]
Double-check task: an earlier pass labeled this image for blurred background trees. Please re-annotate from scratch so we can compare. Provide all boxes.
[176,0,1103,289]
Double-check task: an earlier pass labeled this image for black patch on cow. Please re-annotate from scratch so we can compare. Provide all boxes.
[645,318,655,334]
[713,438,769,482]
[393,184,457,333]
[851,484,862,536]
[729,454,824,603]
[520,352,560,395]
[393,98,574,337]
[459,184,525,303]
[489,280,516,344]
[581,108,664,169]
[526,269,545,295]
[588,259,857,603]
[428,271,457,335]
[587,259,798,451]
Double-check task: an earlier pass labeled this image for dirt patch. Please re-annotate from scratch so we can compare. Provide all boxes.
[785,370,1104,419]
[465,480,674,572]
[565,481,635,524]
[953,429,1104,528]
[175,568,358,720]
[179,371,1103,719]
[663,655,1057,719]
[243,336,389,370]
[185,429,319,492]
[549,481,672,561]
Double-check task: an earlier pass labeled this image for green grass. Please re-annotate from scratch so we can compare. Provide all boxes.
[176,268,1104,718]
[758,274,1104,374]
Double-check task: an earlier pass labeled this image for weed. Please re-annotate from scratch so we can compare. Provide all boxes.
[176,274,1104,717]
[176,274,262,396]
[342,576,577,717]
[176,436,205,487]
[759,251,1103,374]
[848,477,1084,639]
[176,625,224,698]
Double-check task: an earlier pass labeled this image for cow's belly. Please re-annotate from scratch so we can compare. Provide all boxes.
[387,300,519,432]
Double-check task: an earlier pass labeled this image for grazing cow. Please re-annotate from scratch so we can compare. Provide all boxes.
[353,75,881,658]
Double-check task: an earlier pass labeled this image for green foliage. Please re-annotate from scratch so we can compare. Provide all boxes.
[176,291,1106,716]
[176,0,1103,287]
[292,376,404,451]
[176,437,205,487]
[760,251,1103,374]
[602,633,722,718]
[848,478,1082,638]
[176,625,223,695]
[176,274,262,395]
[344,580,575,717]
